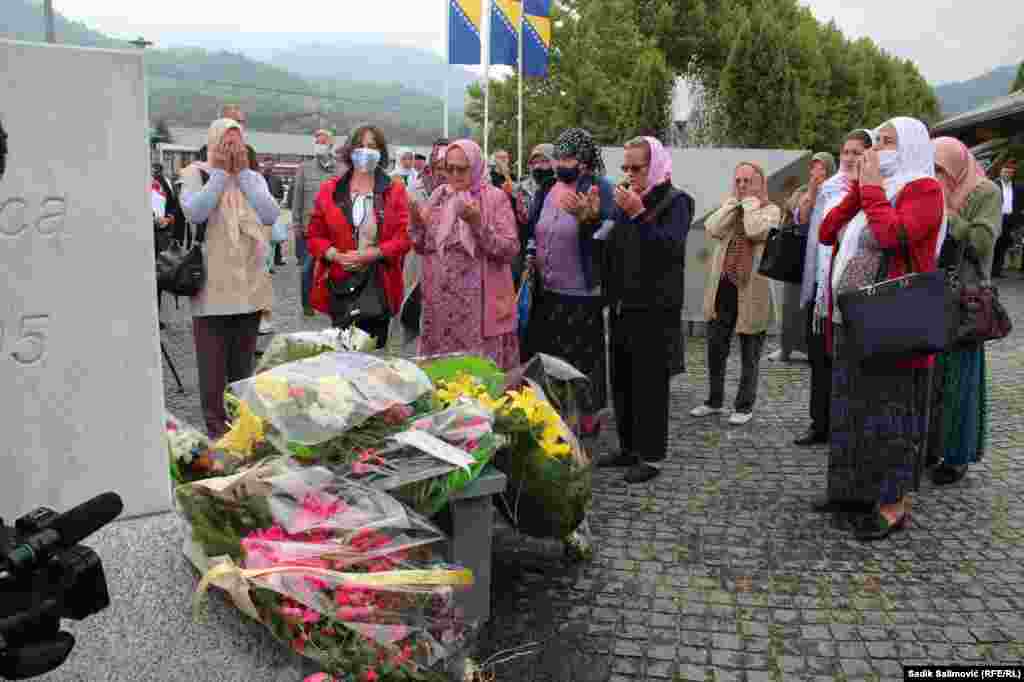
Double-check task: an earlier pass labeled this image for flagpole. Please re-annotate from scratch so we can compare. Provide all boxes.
[517,6,524,181]
[482,0,491,163]
[443,0,450,138]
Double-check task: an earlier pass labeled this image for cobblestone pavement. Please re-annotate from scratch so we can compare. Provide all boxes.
[160,259,1024,682]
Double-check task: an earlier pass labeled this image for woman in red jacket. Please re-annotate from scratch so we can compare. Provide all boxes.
[307,125,411,347]
[814,116,945,541]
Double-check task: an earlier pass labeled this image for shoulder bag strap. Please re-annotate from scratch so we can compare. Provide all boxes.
[194,169,210,244]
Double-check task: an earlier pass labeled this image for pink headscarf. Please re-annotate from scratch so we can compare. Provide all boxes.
[432,138,486,257]
[933,136,986,213]
[641,136,672,197]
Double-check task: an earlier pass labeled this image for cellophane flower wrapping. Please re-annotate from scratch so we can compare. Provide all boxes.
[344,401,501,516]
[179,462,474,682]
[506,353,590,437]
[230,352,433,446]
[255,329,342,374]
[415,354,506,401]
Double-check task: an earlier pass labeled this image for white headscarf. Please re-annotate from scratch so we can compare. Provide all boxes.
[831,116,944,293]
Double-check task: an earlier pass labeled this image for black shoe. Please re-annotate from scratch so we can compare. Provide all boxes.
[159,321,167,330]
[794,429,828,446]
[624,463,660,484]
[931,464,968,486]
[596,451,638,468]
[853,510,909,541]
[811,496,871,514]
[275,259,286,266]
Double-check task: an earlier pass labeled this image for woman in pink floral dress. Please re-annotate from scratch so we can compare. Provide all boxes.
[408,139,520,369]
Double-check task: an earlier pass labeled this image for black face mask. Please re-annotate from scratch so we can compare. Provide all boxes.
[556,166,580,184]
[532,168,554,184]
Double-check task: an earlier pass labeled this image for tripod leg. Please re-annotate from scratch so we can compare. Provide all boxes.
[161,340,185,393]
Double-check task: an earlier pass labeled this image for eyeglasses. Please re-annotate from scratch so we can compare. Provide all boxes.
[447,164,472,175]
[621,164,648,174]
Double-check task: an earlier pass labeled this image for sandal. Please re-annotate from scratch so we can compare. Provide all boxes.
[853,510,909,542]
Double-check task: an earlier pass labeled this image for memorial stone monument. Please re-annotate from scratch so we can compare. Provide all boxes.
[1,40,169,519]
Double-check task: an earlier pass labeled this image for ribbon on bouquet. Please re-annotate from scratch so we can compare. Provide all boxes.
[193,556,474,621]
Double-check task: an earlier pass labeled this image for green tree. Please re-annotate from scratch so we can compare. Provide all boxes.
[1012,61,1024,93]
[717,4,802,148]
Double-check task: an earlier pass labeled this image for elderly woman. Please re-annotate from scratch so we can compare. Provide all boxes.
[771,152,836,364]
[180,118,279,438]
[795,132,873,446]
[307,125,411,348]
[927,137,1003,486]
[693,163,780,426]
[522,128,615,436]
[599,136,693,483]
[817,116,945,541]
[410,139,520,368]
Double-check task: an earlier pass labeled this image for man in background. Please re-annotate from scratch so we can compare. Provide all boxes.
[992,158,1024,277]
[392,149,417,186]
[290,129,339,316]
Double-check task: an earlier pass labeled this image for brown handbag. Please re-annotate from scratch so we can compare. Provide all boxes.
[943,238,1013,347]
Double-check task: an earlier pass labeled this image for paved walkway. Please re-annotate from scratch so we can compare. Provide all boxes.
[155,252,1024,682]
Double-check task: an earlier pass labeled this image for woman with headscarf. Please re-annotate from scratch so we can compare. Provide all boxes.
[926,137,1002,486]
[180,118,280,438]
[410,139,520,368]
[598,136,693,483]
[390,139,449,353]
[307,125,411,349]
[794,132,873,446]
[521,128,615,436]
[816,116,945,540]
[771,152,837,364]
[692,162,780,427]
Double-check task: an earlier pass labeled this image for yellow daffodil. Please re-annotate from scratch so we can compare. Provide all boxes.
[215,399,265,457]
[253,374,290,405]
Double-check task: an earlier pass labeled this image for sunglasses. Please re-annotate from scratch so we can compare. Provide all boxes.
[621,164,648,174]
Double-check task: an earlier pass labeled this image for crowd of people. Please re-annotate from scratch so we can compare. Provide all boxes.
[154,103,1022,543]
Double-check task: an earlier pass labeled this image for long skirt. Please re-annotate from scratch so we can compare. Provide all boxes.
[927,345,987,467]
[522,291,608,418]
[827,325,931,506]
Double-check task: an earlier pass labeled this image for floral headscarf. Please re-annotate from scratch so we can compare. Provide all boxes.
[554,128,605,175]
[431,138,486,258]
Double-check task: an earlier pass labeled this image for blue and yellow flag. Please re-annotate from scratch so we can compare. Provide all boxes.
[490,0,521,67]
[449,0,483,65]
[523,11,551,77]
[523,0,551,16]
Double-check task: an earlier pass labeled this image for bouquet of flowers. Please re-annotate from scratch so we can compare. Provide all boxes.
[431,370,592,544]
[166,411,263,486]
[179,462,474,682]
[255,328,379,374]
[231,353,433,446]
[344,402,501,516]
[505,353,590,436]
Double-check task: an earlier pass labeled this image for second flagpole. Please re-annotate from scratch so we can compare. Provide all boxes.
[517,4,524,181]
[482,0,491,163]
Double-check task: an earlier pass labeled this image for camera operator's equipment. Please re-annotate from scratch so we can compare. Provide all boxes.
[0,492,124,680]
[0,119,8,181]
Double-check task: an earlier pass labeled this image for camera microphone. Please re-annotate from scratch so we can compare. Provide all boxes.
[0,493,123,583]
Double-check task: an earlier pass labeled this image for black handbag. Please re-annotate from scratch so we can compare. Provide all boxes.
[757,223,807,284]
[327,262,390,328]
[941,237,1013,347]
[837,226,950,362]
[156,170,209,297]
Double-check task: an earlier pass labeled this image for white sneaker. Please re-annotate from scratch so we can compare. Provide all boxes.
[729,411,753,426]
[690,405,725,417]
[258,319,275,335]
[767,349,787,362]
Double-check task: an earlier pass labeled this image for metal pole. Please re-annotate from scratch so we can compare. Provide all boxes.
[43,0,56,43]
[517,5,524,181]
[482,0,491,162]
[443,0,450,138]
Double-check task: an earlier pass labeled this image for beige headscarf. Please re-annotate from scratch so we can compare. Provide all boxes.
[197,119,264,247]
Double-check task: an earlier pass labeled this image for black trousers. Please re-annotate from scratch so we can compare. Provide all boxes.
[192,312,262,438]
[805,295,832,436]
[991,217,1015,276]
[610,305,681,463]
[706,278,765,412]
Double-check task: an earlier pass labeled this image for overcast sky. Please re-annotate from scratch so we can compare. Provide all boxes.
[50,0,1023,84]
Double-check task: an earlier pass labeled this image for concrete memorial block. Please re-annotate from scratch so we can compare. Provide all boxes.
[0,40,168,519]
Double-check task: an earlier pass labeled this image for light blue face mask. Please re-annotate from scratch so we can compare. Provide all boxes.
[877,149,900,178]
[351,147,381,173]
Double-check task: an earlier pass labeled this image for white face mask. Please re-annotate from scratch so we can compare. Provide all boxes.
[877,150,900,178]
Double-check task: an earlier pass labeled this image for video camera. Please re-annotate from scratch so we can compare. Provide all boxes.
[0,492,123,680]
